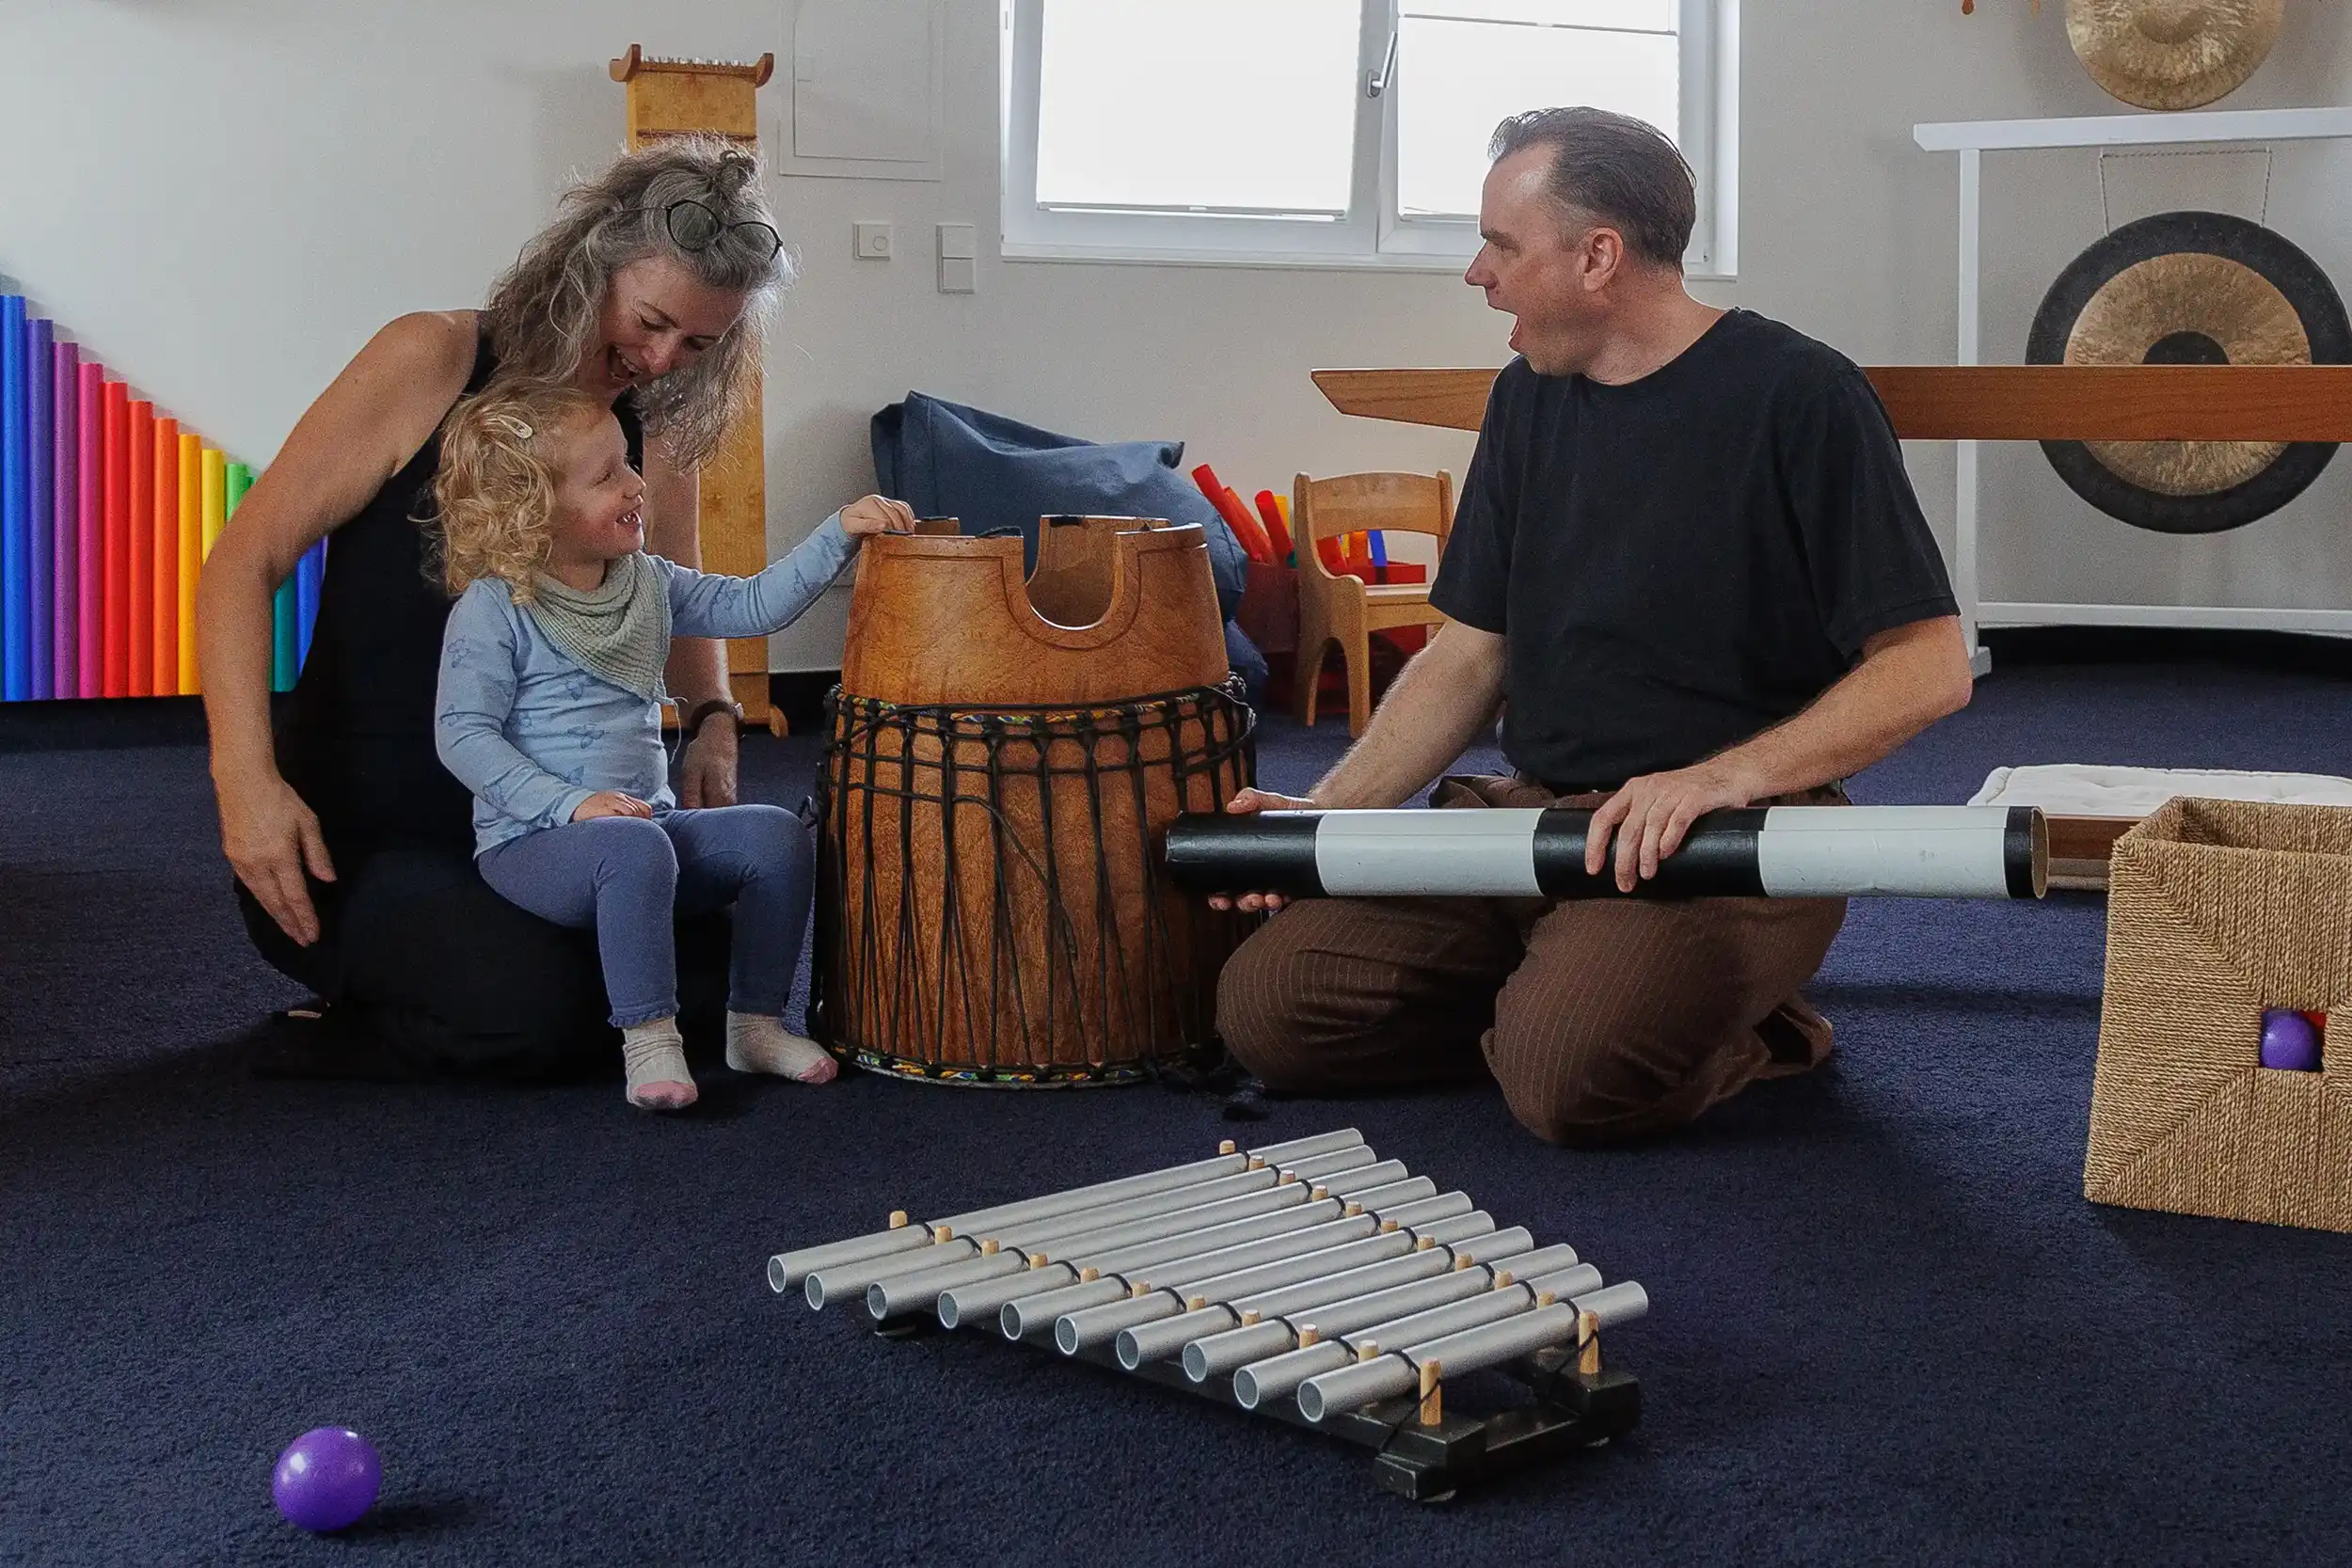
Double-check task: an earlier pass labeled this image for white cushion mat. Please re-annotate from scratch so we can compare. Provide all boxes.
[1968,764,2352,818]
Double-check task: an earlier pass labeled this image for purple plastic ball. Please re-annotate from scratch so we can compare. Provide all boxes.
[2260,1009,2323,1073]
[271,1427,380,1532]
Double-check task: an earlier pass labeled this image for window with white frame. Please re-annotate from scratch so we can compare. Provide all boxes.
[1000,0,1738,275]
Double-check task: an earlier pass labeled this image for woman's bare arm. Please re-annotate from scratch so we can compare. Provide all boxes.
[198,309,478,943]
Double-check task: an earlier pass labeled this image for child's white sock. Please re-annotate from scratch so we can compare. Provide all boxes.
[725,1011,837,1084]
[621,1020,696,1111]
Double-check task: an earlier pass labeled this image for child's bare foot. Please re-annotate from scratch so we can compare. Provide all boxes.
[725,1012,837,1083]
[622,1021,697,1111]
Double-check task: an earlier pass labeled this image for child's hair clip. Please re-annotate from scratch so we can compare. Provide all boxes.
[487,413,534,441]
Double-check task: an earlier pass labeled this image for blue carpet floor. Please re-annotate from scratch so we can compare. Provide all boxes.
[6,659,2352,1566]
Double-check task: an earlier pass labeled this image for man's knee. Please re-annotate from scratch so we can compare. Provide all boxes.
[1215,923,1319,1086]
[1492,1056,1642,1147]
[1486,996,1724,1148]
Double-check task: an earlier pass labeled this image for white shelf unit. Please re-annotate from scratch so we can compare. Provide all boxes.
[1912,106,2352,672]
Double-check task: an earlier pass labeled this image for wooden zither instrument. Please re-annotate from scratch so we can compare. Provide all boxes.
[811,515,1252,1085]
[771,1129,1649,1500]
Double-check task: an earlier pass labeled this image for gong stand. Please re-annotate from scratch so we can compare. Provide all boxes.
[1913,104,2352,670]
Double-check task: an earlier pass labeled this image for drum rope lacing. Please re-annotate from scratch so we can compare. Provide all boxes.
[813,680,1254,1085]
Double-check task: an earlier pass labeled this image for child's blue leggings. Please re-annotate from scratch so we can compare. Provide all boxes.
[476,805,811,1028]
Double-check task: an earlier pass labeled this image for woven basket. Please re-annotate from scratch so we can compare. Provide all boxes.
[2086,798,2352,1231]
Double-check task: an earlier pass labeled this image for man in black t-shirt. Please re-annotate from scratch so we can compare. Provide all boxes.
[1214,108,1974,1146]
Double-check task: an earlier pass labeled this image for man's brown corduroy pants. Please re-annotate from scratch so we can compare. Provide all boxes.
[1216,775,1849,1146]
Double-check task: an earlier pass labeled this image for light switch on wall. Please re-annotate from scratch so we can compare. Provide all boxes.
[936,223,977,293]
[853,222,894,260]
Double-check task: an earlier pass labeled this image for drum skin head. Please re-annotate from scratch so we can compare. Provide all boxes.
[2027,211,2352,534]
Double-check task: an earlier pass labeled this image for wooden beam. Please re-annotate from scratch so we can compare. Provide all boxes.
[1312,364,2352,443]
[1311,369,1492,433]
[1867,366,2352,442]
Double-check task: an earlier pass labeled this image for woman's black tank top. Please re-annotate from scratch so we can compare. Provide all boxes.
[279,330,644,856]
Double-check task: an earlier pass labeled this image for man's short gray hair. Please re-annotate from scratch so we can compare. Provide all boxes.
[1487,107,1695,270]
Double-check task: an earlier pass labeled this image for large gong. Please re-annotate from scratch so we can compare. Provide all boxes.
[2027,211,2352,534]
[2064,0,2283,111]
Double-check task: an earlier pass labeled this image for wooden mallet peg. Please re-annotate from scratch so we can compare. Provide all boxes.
[1130,1280,1155,1299]
[1379,1218,1400,1234]
[1453,1251,1477,1272]
[1278,1169,1297,1186]
[1415,1236,1437,1252]
[1239,1309,1261,1327]
[1027,1253,1051,1269]
[1297,1324,1320,1348]
[1356,1340,1381,1363]
[1310,1184,1328,1202]
[888,1210,910,1229]
[1078,1267,1101,1283]
[1419,1359,1443,1427]
[1491,1270,1515,1290]
[1343,1202,1364,1218]
[1248,1155,1267,1170]
[931,1225,954,1244]
[1535,1291,1555,1307]
[1218,1139,1237,1155]
[1578,1309,1602,1376]
[980,1239,1000,1257]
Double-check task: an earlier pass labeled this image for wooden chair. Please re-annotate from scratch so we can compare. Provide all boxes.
[1291,470,1454,736]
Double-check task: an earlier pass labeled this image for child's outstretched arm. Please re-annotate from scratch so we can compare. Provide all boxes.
[662,495,916,640]
[434,583,596,832]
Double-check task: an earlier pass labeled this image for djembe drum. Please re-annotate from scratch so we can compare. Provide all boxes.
[813,516,1253,1085]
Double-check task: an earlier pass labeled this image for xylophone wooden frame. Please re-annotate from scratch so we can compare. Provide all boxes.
[860,1303,1642,1503]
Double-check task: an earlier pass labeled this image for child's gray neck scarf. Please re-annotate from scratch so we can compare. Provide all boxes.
[522,551,671,702]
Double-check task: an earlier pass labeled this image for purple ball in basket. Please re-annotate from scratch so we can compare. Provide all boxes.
[271,1426,380,1532]
[2259,1009,2323,1073]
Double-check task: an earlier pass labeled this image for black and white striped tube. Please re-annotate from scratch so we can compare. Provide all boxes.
[1164,806,2048,901]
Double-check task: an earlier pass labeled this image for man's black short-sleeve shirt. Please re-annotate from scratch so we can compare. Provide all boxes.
[1428,309,1957,787]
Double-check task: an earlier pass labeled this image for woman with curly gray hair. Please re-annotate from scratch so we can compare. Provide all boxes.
[198,138,796,1077]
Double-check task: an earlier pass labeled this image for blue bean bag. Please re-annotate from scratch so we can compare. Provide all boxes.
[870,392,1249,622]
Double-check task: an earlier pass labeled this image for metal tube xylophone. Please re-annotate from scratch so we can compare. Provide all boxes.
[773,1131,1647,1500]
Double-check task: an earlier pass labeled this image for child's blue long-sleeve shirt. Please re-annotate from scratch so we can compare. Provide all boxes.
[434,515,855,856]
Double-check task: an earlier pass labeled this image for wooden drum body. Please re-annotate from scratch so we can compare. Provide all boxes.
[815,517,1254,1085]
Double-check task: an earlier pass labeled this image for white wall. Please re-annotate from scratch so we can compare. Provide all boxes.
[6,1,2350,670]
